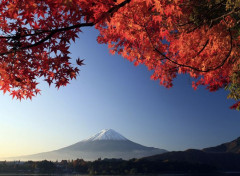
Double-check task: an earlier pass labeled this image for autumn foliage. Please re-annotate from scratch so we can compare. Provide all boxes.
[0,0,239,109]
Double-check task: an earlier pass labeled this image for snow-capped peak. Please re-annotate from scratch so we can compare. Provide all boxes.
[84,129,128,141]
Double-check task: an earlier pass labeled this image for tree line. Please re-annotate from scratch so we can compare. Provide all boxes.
[0,158,216,175]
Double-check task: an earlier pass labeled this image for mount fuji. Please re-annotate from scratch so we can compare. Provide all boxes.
[9,129,167,161]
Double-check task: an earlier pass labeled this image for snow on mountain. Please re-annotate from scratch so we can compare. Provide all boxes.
[84,129,128,141]
[5,129,168,161]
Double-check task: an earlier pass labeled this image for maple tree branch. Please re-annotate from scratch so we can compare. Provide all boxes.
[208,28,233,71]
[0,0,132,55]
[210,8,240,25]
[23,23,95,50]
[145,27,233,73]
[104,0,131,17]
[0,23,94,41]
[182,0,237,33]
[193,39,209,59]
[0,22,95,56]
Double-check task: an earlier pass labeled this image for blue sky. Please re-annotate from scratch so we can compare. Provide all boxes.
[0,27,239,158]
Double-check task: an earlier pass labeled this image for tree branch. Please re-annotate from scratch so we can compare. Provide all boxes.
[0,0,132,55]
[145,27,233,73]
[193,39,209,59]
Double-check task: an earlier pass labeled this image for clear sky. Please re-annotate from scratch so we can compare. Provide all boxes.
[0,28,239,158]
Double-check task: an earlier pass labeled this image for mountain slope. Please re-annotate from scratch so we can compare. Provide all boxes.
[142,149,240,171]
[142,136,240,171]
[203,136,240,153]
[8,129,167,161]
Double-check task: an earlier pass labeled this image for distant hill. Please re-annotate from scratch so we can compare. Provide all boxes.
[142,149,240,171]
[203,136,240,153]
[142,136,240,171]
[8,129,167,161]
